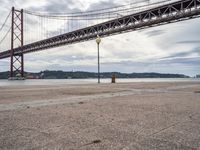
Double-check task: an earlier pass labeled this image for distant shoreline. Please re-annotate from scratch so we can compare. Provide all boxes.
[0,70,191,79]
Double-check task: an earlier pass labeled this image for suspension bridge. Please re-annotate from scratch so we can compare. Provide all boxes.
[0,0,200,79]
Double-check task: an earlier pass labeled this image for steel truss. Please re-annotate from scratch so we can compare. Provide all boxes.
[0,0,200,59]
[9,7,24,78]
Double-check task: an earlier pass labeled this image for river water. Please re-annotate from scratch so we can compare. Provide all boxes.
[0,78,200,87]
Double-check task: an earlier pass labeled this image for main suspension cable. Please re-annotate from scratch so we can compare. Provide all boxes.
[0,27,11,46]
[24,0,150,16]
[24,0,170,21]
[0,10,11,33]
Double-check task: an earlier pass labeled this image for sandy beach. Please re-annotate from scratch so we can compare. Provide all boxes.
[0,81,200,149]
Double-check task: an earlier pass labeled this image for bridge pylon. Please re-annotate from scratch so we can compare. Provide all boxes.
[9,7,24,80]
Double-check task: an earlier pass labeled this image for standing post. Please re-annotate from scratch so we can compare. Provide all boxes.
[10,7,14,78]
[96,35,101,84]
[21,9,24,77]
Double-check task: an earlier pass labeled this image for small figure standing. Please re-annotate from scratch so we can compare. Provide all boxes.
[111,74,116,83]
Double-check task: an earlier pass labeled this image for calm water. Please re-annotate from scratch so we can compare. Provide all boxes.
[0,78,200,87]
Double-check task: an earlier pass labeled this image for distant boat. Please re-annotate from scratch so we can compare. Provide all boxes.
[8,73,26,80]
[8,77,26,80]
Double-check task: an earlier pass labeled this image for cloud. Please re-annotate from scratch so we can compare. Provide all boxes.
[176,40,200,44]
[158,56,200,65]
[145,29,165,37]
[161,47,200,59]
[87,0,117,11]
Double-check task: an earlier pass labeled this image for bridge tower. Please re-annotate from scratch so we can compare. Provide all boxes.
[10,7,24,79]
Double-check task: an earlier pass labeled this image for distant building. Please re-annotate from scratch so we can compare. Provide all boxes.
[40,73,44,79]
[26,73,40,79]
[196,74,200,78]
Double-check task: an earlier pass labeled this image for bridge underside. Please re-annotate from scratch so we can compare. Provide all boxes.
[0,0,200,60]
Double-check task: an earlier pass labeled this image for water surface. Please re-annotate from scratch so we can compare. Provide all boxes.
[0,78,199,87]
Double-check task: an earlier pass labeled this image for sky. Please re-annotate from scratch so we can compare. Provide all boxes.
[0,0,200,77]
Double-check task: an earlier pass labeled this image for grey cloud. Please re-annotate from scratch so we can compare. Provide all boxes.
[0,59,9,64]
[26,53,97,62]
[57,55,97,61]
[145,29,165,37]
[158,57,200,66]
[101,57,200,68]
[176,40,200,44]
[44,0,79,13]
[161,47,200,59]
[162,52,192,59]
[100,59,200,76]
[26,0,79,13]
[193,47,200,54]
[87,0,117,11]
[101,60,150,66]
[0,59,9,71]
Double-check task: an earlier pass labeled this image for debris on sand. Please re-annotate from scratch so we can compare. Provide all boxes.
[80,139,102,148]
[91,140,101,144]
[78,102,84,104]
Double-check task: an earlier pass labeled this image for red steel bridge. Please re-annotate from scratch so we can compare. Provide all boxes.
[0,0,200,78]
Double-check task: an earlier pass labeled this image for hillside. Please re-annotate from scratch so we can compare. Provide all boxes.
[0,70,189,79]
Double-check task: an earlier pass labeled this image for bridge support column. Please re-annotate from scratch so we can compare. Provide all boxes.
[9,7,24,80]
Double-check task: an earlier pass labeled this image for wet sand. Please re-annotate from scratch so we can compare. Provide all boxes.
[0,82,200,149]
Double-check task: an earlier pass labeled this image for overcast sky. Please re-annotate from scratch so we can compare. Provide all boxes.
[0,0,200,76]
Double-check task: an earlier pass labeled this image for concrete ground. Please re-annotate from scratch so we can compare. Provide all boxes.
[0,82,200,150]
